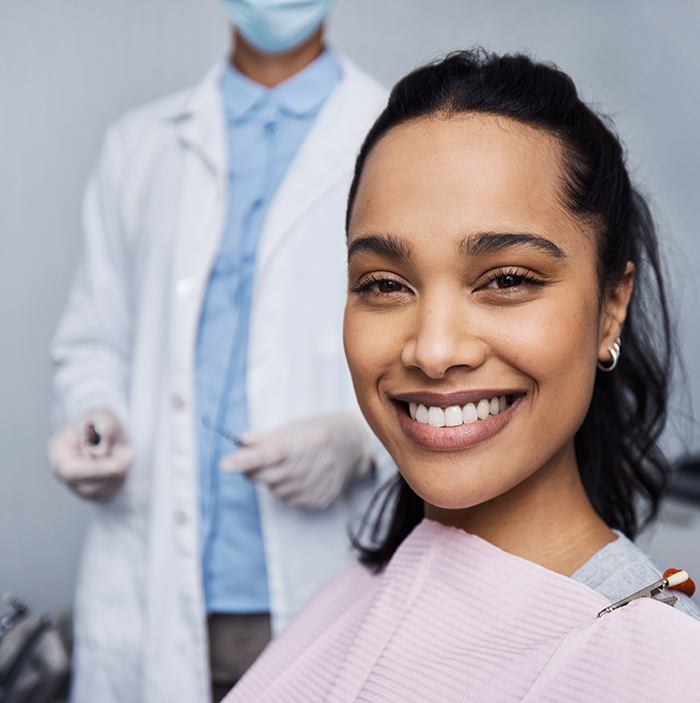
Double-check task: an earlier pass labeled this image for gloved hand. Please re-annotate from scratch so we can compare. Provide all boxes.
[220,412,373,509]
[47,409,135,502]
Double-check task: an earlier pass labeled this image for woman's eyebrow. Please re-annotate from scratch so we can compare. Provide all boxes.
[347,234,412,262]
[459,232,567,259]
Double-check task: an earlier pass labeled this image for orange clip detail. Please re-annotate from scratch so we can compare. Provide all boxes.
[663,568,696,598]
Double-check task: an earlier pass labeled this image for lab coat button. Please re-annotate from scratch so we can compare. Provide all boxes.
[171,393,186,410]
[176,276,198,299]
[174,509,188,526]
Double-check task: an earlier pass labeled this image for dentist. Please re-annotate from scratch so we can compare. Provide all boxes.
[47,2,389,701]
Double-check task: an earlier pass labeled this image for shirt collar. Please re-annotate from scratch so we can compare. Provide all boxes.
[220,48,342,122]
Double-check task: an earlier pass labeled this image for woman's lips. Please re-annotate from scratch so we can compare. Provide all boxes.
[392,395,525,452]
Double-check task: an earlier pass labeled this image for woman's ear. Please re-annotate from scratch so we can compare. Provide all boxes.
[598,261,635,362]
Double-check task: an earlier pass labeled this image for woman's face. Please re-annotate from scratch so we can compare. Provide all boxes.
[344,115,627,511]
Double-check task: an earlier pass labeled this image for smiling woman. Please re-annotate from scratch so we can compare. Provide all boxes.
[344,51,667,564]
[225,49,700,703]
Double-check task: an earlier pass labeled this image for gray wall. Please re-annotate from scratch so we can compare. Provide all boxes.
[1,0,698,613]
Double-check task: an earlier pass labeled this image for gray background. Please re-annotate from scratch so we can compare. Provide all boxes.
[1,0,698,613]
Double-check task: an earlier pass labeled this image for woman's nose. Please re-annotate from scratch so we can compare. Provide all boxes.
[400,300,489,379]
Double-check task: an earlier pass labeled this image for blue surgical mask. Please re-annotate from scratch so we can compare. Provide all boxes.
[220,0,333,54]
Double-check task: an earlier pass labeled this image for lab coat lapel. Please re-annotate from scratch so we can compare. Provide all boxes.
[172,61,228,179]
[257,66,363,271]
[169,61,228,295]
[166,62,229,372]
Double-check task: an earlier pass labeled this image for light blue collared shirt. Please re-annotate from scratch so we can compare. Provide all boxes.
[195,50,342,613]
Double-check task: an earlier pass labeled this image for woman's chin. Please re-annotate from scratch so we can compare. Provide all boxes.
[402,470,500,512]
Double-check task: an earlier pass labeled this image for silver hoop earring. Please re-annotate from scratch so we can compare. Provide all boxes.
[598,337,621,372]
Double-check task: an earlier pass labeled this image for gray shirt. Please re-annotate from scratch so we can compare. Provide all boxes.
[572,530,700,621]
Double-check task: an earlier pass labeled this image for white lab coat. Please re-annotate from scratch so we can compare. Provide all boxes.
[51,56,389,703]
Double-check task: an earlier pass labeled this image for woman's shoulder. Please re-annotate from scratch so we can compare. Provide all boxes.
[227,561,378,702]
[572,530,700,621]
[527,593,700,701]
[282,560,377,641]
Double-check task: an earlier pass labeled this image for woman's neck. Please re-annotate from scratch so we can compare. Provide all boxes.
[425,446,616,576]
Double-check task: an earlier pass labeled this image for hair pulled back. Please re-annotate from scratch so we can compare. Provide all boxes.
[348,49,674,570]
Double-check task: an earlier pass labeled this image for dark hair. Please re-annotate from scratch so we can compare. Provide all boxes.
[348,48,675,571]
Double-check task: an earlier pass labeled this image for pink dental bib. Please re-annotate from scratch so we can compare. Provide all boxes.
[226,519,700,702]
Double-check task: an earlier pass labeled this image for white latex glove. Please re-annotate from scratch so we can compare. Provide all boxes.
[220,412,373,509]
[47,409,135,502]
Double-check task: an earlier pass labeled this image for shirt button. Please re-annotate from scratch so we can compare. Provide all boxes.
[176,276,198,299]
[171,393,186,410]
[174,509,188,526]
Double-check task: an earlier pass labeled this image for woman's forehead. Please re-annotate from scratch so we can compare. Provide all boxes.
[365,113,562,171]
[349,114,583,251]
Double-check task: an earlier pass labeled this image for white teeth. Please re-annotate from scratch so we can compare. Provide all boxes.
[462,402,478,424]
[409,395,517,427]
[444,406,463,427]
[428,406,445,427]
[477,399,491,420]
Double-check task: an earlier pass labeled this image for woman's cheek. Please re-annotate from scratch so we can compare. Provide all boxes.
[497,297,599,422]
[345,301,406,362]
[345,308,405,422]
[344,308,388,388]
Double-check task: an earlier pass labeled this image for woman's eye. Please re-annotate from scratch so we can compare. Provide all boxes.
[481,268,545,293]
[374,280,404,294]
[488,273,525,289]
[352,277,410,300]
